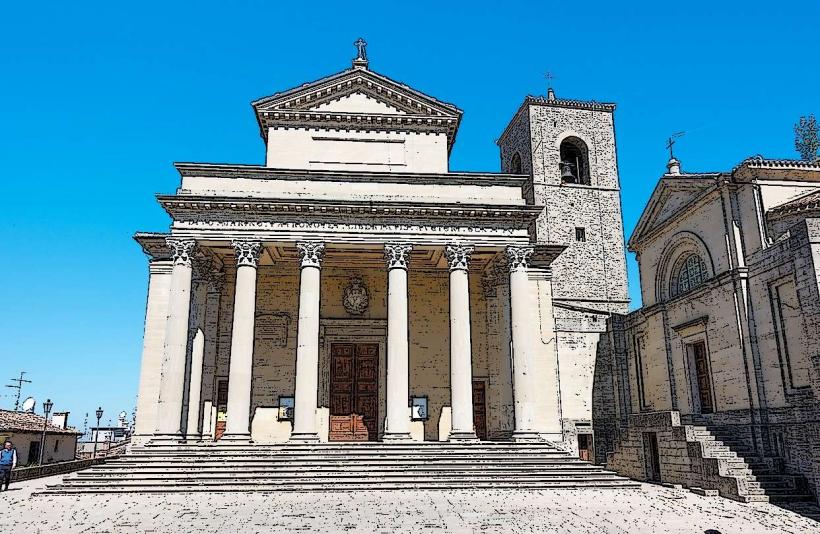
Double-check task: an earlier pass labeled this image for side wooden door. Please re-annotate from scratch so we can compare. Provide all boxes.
[691,342,714,414]
[472,380,487,441]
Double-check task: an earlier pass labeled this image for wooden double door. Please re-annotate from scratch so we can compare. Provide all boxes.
[329,343,380,441]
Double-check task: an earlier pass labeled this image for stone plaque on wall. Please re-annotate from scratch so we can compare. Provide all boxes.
[255,312,291,347]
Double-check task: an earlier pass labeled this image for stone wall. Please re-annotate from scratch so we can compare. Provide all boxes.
[606,411,765,502]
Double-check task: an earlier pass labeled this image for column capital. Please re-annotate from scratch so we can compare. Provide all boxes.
[297,241,325,268]
[231,240,263,268]
[505,245,535,272]
[445,244,474,272]
[166,238,197,268]
[384,243,413,270]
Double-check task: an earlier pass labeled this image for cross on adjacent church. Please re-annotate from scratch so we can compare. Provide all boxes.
[666,131,685,159]
[544,71,556,88]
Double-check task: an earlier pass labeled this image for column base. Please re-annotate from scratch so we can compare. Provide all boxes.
[381,432,413,442]
[511,431,549,443]
[219,433,253,443]
[150,433,186,445]
[289,432,321,443]
[448,431,479,442]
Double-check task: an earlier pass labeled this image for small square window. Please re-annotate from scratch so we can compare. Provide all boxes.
[575,227,586,242]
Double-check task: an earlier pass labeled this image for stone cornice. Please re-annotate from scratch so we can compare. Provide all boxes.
[157,195,544,228]
[523,95,616,112]
[174,163,529,188]
[134,232,173,260]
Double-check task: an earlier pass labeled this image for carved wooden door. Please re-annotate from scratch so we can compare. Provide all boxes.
[330,343,379,441]
[472,380,487,441]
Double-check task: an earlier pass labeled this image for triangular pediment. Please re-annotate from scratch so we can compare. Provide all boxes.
[308,91,407,115]
[252,66,463,150]
[628,175,718,250]
[253,67,461,117]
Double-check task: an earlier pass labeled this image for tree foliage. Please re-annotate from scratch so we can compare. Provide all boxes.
[795,114,820,161]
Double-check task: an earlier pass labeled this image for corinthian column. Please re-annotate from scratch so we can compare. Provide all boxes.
[155,238,196,441]
[291,241,325,442]
[506,245,541,442]
[383,243,413,441]
[222,240,262,441]
[445,244,478,441]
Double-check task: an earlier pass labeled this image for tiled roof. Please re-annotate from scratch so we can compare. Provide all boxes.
[732,156,820,173]
[768,190,820,219]
[0,410,82,435]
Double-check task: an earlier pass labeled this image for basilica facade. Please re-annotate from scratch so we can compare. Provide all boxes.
[132,45,628,456]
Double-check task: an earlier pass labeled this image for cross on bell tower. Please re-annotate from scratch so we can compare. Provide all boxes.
[353,38,369,69]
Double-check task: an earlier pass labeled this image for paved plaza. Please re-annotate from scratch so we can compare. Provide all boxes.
[0,474,817,533]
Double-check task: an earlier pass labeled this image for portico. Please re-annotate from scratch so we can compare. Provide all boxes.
[136,221,563,443]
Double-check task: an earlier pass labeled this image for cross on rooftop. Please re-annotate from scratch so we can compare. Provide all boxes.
[354,38,367,60]
[666,131,686,159]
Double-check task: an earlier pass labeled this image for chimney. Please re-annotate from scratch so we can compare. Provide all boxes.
[51,412,69,429]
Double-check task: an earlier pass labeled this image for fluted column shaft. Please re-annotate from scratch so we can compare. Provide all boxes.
[155,239,196,440]
[383,243,413,441]
[506,245,541,441]
[446,244,478,441]
[291,242,325,442]
[223,241,262,441]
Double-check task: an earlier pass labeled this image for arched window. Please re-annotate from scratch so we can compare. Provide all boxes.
[670,254,708,297]
[510,152,522,174]
[559,137,590,185]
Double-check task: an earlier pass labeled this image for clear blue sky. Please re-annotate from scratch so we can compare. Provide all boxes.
[1,1,816,429]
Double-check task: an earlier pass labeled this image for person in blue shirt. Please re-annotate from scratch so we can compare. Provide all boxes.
[0,440,17,491]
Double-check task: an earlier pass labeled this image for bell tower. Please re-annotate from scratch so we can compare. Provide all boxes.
[497,88,629,449]
[498,88,628,310]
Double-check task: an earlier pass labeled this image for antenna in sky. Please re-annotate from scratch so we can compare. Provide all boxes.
[5,371,32,411]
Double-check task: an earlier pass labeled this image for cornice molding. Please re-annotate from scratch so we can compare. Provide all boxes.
[174,162,529,188]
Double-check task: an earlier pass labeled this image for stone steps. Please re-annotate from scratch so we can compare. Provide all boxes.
[42,479,639,494]
[40,442,641,495]
[71,467,613,478]
[701,425,814,504]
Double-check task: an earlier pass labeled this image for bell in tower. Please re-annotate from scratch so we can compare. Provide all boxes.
[560,161,577,183]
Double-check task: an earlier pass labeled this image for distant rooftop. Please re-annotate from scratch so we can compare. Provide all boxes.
[0,410,82,435]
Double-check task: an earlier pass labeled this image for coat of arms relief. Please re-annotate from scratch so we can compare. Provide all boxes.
[343,276,369,315]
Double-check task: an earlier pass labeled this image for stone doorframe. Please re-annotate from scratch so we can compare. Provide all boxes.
[319,318,388,440]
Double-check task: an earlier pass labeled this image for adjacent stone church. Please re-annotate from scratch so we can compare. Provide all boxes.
[132,43,628,457]
[598,156,820,503]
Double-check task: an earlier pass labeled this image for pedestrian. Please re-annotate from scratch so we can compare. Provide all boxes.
[0,440,17,491]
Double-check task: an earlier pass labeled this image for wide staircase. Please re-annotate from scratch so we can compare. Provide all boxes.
[40,441,640,494]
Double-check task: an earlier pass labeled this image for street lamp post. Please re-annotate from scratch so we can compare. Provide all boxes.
[38,399,53,466]
[92,407,103,461]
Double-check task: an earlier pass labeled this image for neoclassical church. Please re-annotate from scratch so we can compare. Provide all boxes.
[131,42,628,458]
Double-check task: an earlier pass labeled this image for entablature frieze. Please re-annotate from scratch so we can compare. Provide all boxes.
[157,195,543,231]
